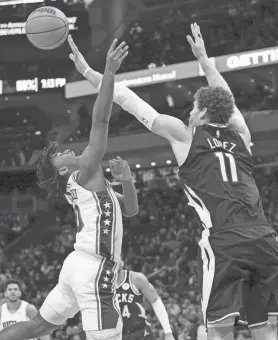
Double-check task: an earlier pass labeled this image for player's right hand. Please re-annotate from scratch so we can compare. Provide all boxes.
[186,22,208,60]
[105,39,129,74]
[68,34,90,75]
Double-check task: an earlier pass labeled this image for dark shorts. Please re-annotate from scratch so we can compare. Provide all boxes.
[122,326,154,340]
[198,224,278,328]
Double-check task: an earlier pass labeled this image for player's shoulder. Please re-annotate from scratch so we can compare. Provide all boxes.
[131,271,148,286]
[26,302,38,319]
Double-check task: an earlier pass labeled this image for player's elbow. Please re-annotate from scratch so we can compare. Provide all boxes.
[124,206,139,217]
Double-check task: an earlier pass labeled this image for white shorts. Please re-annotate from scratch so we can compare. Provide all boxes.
[40,251,121,332]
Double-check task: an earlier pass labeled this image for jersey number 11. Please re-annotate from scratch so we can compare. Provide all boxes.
[215,152,238,183]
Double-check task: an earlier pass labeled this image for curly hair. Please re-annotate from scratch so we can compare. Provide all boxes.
[4,279,21,291]
[36,141,67,203]
[194,86,235,124]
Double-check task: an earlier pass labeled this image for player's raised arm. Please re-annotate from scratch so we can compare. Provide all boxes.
[68,36,128,185]
[79,58,191,145]
[133,272,174,340]
[187,23,251,145]
[109,156,138,217]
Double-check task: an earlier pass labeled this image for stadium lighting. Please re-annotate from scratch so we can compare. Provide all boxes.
[135,164,141,169]
[151,162,156,166]
[166,160,171,164]
[35,131,41,135]
[106,168,110,172]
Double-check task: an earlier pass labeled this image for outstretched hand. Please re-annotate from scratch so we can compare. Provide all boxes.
[105,39,129,74]
[68,34,89,75]
[109,156,132,182]
[187,23,207,60]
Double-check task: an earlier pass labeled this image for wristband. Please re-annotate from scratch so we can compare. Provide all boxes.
[83,67,91,77]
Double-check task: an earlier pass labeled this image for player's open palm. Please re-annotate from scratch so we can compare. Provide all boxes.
[68,34,89,75]
[109,156,132,182]
[186,23,207,60]
[106,39,129,74]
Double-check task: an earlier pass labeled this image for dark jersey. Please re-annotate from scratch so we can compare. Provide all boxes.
[179,124,269,231]
[116,270,151,332]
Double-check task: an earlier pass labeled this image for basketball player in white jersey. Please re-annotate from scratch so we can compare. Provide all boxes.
[0,280,49,340]
[66,28,278,340]
[116,263,174,340]
[0,38,138,340]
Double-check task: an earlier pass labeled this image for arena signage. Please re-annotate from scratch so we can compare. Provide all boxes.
[65,46,278,99]
[0,17,77,36]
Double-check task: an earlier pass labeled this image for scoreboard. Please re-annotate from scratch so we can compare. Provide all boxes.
[0,77,66,95]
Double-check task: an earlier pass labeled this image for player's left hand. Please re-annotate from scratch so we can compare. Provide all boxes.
[109,156,132,182]
[68,34,90,75]
[165,333,175,340]
[186,22,207,60]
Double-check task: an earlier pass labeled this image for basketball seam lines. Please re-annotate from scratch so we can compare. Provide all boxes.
[36,24,69,48]
[26,24,68,35]
[26,15,67,34]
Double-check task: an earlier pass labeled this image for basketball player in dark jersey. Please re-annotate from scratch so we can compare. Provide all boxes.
[63,32,278,340]
[116,263,174,340]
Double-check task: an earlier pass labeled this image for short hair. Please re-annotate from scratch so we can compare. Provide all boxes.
[4,279,21,291]
[194,86,235,124]
[36,141,67,203]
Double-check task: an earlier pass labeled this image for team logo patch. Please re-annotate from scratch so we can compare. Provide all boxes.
[122,283,130,290]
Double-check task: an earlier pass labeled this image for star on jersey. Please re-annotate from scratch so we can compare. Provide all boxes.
[104,211,111,217]
[103,228,110,234]
[103,276,109,282]
[106,270,111,275]
[104,219,111,226]
[102,283,108,288]
[104,202,111,209]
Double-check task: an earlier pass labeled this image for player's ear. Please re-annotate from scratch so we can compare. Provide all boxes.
[199,107,207,121]
[59,166,69,176]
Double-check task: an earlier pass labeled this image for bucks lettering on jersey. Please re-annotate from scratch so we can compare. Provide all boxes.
[179,124,269,231]
[65,172,123,264]
[116,271,151,332]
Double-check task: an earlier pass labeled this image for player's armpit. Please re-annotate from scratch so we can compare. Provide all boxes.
[228,106,251,149]
[78,123,109,186]
[133,273,159,304]
[152,115,191,143]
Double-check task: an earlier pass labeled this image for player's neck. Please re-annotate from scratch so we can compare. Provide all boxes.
[7,300,21,312]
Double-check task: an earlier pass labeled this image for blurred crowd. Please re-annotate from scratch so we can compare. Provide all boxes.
[0,164,277,340]
[122,0,278,72]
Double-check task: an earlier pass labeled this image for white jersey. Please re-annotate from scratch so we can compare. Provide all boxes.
[0,301,30,330]
[65,171,123,264]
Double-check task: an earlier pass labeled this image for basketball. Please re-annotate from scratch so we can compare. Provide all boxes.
[25,6,69,50]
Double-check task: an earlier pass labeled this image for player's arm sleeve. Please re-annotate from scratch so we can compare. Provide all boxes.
[115,182,139,217]
[113,84,190,143]
[78,68,115,186]
[83,68,190,143]
[134,273,172,334]
[198,56,251,143]
[26,304,51,340]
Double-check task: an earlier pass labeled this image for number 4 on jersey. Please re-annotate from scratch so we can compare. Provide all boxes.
[122,304,131,318]
[215,152,238,183]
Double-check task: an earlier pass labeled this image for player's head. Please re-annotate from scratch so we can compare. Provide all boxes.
[37,141,79,202]
[189,86,234,127]
[4,279,21,302]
